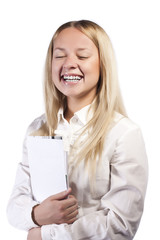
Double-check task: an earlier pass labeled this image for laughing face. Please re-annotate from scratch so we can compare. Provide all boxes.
[52,27,100,105]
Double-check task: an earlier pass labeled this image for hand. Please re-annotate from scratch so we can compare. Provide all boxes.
[33,188,78,226]
[27,227,41,240]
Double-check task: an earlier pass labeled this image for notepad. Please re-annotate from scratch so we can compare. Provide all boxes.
[27,136,68,203]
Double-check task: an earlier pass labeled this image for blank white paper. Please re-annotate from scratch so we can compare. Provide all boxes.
[27,136,67,202]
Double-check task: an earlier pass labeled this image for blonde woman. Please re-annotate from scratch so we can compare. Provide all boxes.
[7,20,148,240]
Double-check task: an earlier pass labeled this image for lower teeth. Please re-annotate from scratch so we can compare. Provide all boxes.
[65,80,79,82]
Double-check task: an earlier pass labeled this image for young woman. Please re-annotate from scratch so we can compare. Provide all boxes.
[7,20,148,240]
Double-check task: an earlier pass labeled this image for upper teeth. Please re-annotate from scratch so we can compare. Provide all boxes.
[63,76,81,80]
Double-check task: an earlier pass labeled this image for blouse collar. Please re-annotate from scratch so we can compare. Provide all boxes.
[57,104,93,126]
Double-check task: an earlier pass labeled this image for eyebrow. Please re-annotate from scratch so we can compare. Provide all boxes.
[77,48,89,51]
[54,48,65,52]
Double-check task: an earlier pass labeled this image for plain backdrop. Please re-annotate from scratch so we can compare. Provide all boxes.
[0,0,159,239]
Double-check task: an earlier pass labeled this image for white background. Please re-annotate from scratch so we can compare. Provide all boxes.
[0,0,159,239]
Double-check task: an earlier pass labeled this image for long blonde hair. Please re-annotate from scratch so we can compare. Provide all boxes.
[42,20,127,180]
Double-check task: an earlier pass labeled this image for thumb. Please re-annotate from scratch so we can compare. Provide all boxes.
[50,188,72,200]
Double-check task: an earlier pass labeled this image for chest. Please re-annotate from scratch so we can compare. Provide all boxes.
[68,139,116,204]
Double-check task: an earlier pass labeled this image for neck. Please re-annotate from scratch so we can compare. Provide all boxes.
[64,96,94,122]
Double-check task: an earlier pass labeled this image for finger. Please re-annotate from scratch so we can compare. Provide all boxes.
[68,195,75,199]
[49,188,72,201]
[68,194,74,198]
[65,203,79,215]
[66,215,78,224]
[61,197,78,209]
[65,207,79,220]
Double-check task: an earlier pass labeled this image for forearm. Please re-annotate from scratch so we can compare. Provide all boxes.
[7,163,39,230]
[40,209,135,240]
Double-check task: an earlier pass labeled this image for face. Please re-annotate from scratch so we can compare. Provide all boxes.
[52,27,100,104]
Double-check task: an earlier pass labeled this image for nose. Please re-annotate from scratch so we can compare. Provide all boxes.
[62,56,78,71]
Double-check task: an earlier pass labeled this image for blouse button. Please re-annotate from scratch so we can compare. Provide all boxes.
[72,117,78,124]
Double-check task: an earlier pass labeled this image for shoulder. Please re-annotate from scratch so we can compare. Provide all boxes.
[108,112,143,142]
[25,114,48,136]
[104,113,148,167]
[114,112,141,130]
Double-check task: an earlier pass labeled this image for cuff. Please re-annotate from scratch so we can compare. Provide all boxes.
[24,202,40,230]
[41,224,72,240]
[41,225,52,240]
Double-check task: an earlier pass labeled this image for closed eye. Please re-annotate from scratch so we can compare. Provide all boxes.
[78,56,89,60]
[55,56,66,59]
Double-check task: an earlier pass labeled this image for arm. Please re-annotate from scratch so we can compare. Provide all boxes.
[7,119,42,230]
[7,159,78,232]
[40,126,148,240]
[27,191,78,240]
[7,161,39,230]
[7,117,78,231]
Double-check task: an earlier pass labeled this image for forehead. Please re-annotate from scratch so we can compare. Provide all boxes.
[53,27,97,51]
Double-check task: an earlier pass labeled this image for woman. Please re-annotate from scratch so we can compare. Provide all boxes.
[7,20,148,240]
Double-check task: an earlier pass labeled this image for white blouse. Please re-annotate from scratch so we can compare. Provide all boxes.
[7,106,148,240]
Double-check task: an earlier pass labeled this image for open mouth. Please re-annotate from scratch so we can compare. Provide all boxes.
[61,74,83,83]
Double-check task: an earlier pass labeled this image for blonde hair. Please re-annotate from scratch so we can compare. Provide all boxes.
[41,20,127,182]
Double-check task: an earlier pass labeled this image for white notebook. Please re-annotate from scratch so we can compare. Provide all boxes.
[27,136,68,203]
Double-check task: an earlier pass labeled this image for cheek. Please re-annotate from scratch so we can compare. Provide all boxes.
[88,59,100,81]
[52,63,61,84]
[52,63,59,76]
[94,58,100,75]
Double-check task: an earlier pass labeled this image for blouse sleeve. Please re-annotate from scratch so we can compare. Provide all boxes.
[41,126,148,240]
[6,116,45,231]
